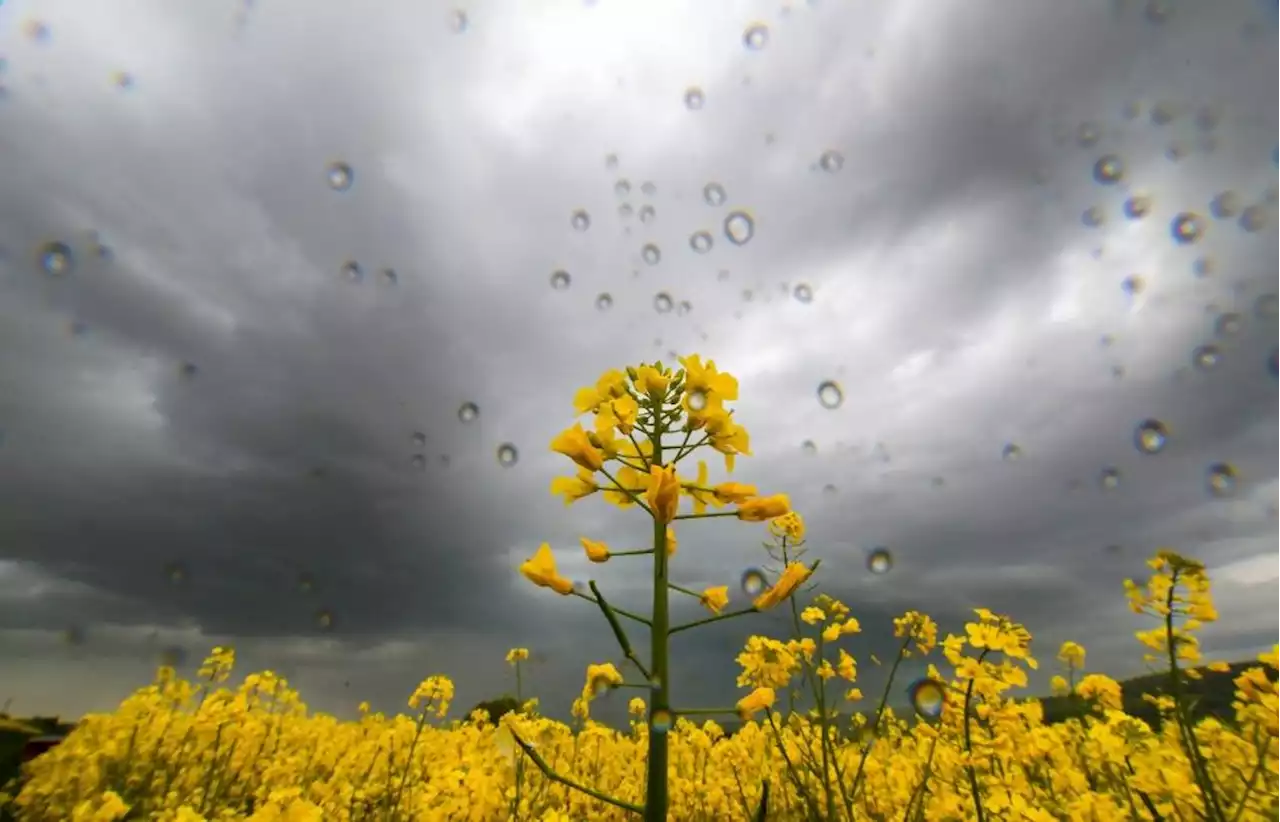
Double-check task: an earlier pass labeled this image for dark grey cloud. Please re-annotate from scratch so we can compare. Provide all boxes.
[0,0,1275,724]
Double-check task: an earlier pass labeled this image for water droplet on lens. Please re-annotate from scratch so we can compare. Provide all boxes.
[686,230,714,254]
[316,609,334,631]
[165,562,187,584]
[496,444,519,466]
[1076,122,1101,148]
[38,241,73,275]
[676,300,692,316]
[684,87,705,110]
[570,210,591,231]
[1206,463,1237,498]
[793,283,813,303]
[741,568,767,596]
[641,181,657,197]
[743,23,769,50]
[703,182,726,206]
[380,268,398,286]
[596,293,613,311]
[1134,419,1168,454]
[819,150,844,173]
[1254,294,1277,318]
[1214,312,1242,338]
[1092,155,1124,184]
[654,292,674,313]
[1150,100,1177,124]
[651,709,673,733]
[458,402,479,423]
[341,260,363,283]
[551,270,571,290]
[1121,275,1144,296]
[1171,213,1205,244]
[618,203,633,219]
[298,572,315,593]
[1191,344,1222,371]
[866,548,893,575]
[816,380,843,409]
[411,454,427,470]
[1210,191,1241,219]
[688,390,707,411]
[326,162,353,191]
[1123,195,1152,219]
[1099,467,1120,490]
[1001,443,1022,461]
[639,205,656,224]
[801,440,817,455]
[589,674,614,698]
[823,483,837,494]
[1144,0,1172,23]
[724,211,755,245]
[642,243,662,265]
[1081,207,1105,228]
[615,179,631,197]
[1239,204,1269,233]
[449,9,469,32]
[907,677,945,720]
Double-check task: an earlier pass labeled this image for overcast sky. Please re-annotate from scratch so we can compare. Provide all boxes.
[0,0,1276,727]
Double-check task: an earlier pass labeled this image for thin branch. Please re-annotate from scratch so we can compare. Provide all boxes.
[510,731,645,816]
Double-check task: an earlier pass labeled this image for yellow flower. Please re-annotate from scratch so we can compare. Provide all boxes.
[712,482,757,504]
[700,586,729,614]
[836,649,857,682]
[519,543,574,595]
[768,511,806,541]
[753,561,813,610]
[580,537,611,563]
[666,526,678,557]
[1057,641,1086,669]
[584,663,624,698]
[635,364,670,395]
[684,461,716,514]
[1050,675,1070,696]
[679,354,739,403]
[550,468,598,505]
[646,463,681,524]
[822,623,841,643]
[736,687,775,719]
[506,648,530,664]
[736,494,790,522]
[800,607,826,625]
[550,422,604,472]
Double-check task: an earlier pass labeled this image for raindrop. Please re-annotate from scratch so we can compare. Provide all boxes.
[159,646,188,668]
[816,380,844,409]
[793,283,813,303]
[1213,312,1242,338]
[1134,419,1168,455]
[1123,195,1152,220]
[316,609,335,631]
[605,154,619,170]
[62,625,86,646]
[639,205,656,224]
[589,673,615,698]
[689,231,713,254]
[1210,191,1241,219]
[819,150,845,173]
[1170,213,1205,244]
[298,572,315,593]
[801,440,817,456]
[550,270,571,291]
[688,390,707,411]
[618,203,633,219]
[654,293,674,314]
[1239,204,1268,233]
[165,562,187,584]
[496,443,519,466]
[38,241,73,275]
[1150,100,1177,124]
[1253,294,1277,318]
[743,22,769,50]
[642,243,662,265]
[179,362,199,379]
[341,260,363,283]
[25,20,51,42]
[907,678,945,720]
[1191,344,1222,371]
[380,268,398,286]
[823,484,838,495]
[651,709,674,733]
[113,70,134,89]
[1270,348,1278,378]
[641,181,657,197]
[703,182,726,206]
[866,548,893,575]
[326,162,353,191]
[740,568,767,596]
[1192,257,1215,278]
[570,210,591,232]
[1099,467,1121,490]
[676,300,692,316]
[596,293,613,311]
[410,454,427,471]
[448,9,469,32]
[724,211,755,245]
[1206,463,1237,498]
[615,179,631,197]
[1001,443,1023,462]
[1092,155,1124,184]
[458,402,479,423]
[1121,275,1144,296]
[684,87,705,110]
[1081,207,1105,228]
[1165,142,1188,162]
[1076,122,1101,148]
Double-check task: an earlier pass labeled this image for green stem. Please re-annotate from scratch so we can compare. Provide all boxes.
[599,466,653,516]
[612,548,655,557]
[570,590,652,625]
[510,731,644,816]
[667,582,704,598]
[589,581,653,682]
[848,634,912,800]
[962,650,990,822]
[669,607,758,635]
[672,511,739,521]
[643,424,671,822]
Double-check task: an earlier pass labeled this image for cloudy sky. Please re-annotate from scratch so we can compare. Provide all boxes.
[0,0,1276,727]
